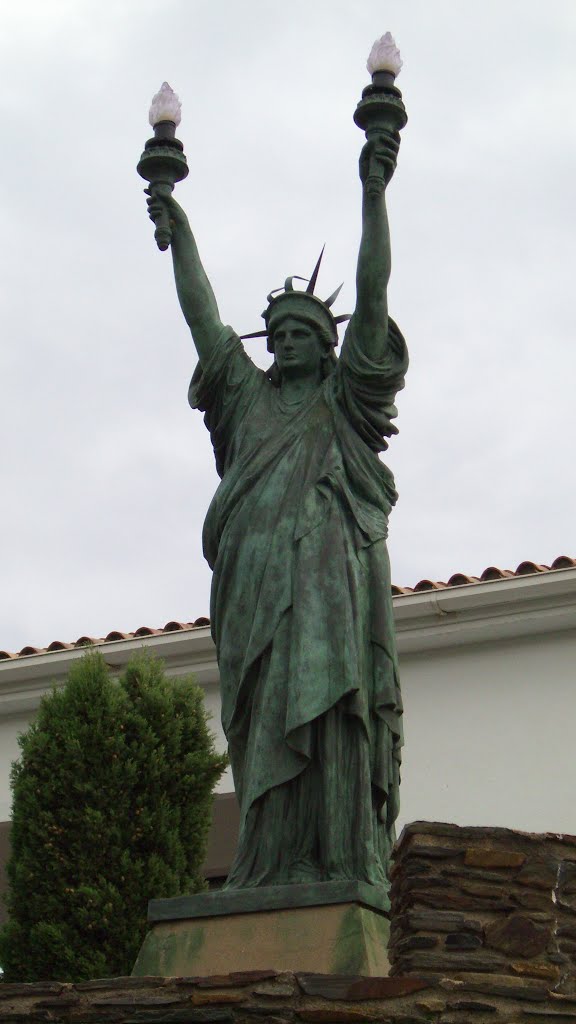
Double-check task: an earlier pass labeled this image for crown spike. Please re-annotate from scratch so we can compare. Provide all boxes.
[324,282,344,308]
[239,329,269,339]
[306,245,325,294]
[334,313,352,324]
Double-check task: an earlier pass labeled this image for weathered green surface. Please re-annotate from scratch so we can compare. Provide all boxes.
[144,72,408,892]
[132,903,390,977]
[148,880,390,922]
[137,119,188,251]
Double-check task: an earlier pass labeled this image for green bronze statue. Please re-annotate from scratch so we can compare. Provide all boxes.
[142,40,408,896]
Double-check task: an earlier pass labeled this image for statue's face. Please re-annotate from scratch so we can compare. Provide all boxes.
[272,316,327,380]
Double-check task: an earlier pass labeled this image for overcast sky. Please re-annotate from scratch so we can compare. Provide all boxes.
[0,0,574,653]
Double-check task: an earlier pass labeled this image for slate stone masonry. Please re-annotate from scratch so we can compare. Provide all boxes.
[2,821,576,1023]
[389,820,576,996]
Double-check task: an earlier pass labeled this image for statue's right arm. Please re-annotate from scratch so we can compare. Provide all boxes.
[146,189,224,367]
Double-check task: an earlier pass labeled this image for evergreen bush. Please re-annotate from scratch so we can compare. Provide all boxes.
[0,650,227,982]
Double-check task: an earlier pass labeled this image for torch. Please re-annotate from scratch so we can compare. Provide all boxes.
[137,82,189,251]
[354,33,407,197]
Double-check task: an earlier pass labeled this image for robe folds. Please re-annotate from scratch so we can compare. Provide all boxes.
[189,316,408,890]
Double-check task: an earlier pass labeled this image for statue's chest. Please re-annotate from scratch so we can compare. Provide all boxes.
[235,386,333,462]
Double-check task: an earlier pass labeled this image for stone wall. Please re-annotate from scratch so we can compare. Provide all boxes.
[389,821,576,996]
[3,965,576,1023]
[2,821,576,1023]
[0,972,475,1023]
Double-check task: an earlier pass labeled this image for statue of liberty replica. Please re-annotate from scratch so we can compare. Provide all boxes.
[138,33,408,941]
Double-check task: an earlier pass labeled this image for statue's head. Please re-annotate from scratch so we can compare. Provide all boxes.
[269,314,335,382]
[265,290,340,353]
[240,249,351,386]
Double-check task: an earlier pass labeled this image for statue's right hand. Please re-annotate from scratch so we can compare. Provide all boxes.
[144,186,189,236]
[359,132,400,192]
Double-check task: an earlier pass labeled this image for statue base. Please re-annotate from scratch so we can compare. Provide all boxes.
[132,881,391,977]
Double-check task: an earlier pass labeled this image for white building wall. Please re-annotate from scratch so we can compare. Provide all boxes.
[1,569,575,835]
[398,630,575,835]
[0,713,30,822]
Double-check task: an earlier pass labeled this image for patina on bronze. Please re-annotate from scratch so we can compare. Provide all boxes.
[140,55,408,904]
[137,83,188,251]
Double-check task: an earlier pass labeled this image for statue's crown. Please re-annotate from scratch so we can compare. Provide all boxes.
[241,248,351,352]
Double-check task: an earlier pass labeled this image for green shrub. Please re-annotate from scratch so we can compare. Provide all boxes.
[0,650,227,981]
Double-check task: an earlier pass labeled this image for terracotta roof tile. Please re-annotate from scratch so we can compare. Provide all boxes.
[480,566,515,581]
[551,555,576,570]
[74,636,102,647]
[515,560,550,575]
[1,560,574,662]
[446,573,481,587]
[413,579,447,592]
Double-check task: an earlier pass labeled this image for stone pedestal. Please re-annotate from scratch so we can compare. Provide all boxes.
[132,881,390,977]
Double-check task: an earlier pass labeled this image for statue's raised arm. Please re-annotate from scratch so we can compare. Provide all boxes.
[145,190,224,367]
[351,33,407,362]
[354,131,400,359]
[137,83,225,368]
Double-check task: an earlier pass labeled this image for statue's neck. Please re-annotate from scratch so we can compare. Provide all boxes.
[279,372,322,404]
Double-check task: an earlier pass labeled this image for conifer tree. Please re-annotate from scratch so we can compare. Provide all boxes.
[0,650,227,982]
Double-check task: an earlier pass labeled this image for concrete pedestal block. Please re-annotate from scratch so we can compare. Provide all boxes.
[133,881,390,977]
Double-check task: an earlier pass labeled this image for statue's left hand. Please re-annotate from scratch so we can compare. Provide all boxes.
[359,132,400,192]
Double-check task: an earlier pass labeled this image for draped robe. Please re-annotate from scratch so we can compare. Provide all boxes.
[189,315,408,892]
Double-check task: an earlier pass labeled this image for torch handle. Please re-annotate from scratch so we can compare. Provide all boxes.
[137,131,188,253]
[151,182,174,252]
[354,85,406,199]
[362,125,398,198]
